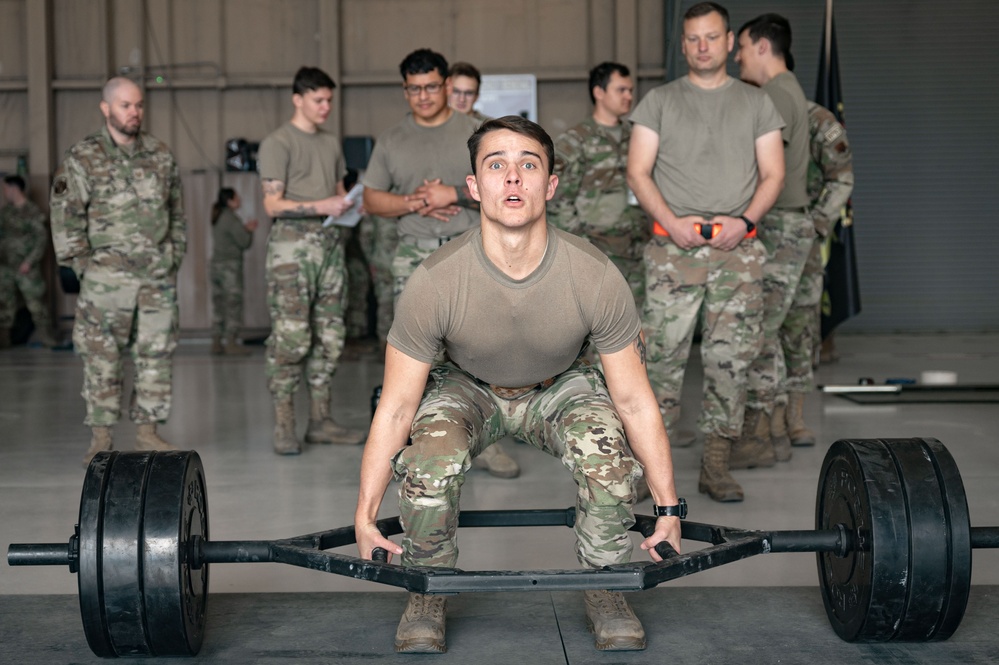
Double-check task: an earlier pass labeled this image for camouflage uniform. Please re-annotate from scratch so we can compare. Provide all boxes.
[743,207,814,410]
[50,126,186,426]
[344,220,372,338]
[549,118,650,310]
[745,72,815,413]
[265,220,347,399]
[210,208,252,339]
[782,103,853,392]
[369,215,398,341]
[644,239,766,438]
[393,359,640,569]
[0,199,53,336]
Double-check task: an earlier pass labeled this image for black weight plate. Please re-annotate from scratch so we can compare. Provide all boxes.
[101,451,155,655]
[142,451,209,656]
[815,439,909,642]
[78,451,116,657]
[900,439,971,641]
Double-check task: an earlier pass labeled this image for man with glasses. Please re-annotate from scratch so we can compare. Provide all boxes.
[363,48,519,479]
[448,61,489,122]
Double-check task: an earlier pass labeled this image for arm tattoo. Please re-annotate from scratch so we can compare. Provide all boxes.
[261,179,284,197]
[262,178,318,217]
[634,335,646,365]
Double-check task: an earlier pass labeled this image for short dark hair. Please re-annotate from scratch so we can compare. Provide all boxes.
[738,14,795,72]
[399,48,449,81]
[292,67,336,95]
[684,2,730,33]
[449,61,481,86]
[467,116,555,176]
[588,62,630,105]
[3,174,26,192]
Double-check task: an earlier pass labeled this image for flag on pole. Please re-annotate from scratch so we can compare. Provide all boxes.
[816,1,861,338]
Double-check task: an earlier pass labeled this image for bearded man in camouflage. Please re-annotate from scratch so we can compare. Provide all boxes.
[50,77,185,466]
[549,62,650,311]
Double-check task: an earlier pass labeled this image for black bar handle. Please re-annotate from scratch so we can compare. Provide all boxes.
[371,547,389,562]
[654,541,680,560]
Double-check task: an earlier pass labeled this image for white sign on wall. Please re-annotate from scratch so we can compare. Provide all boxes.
[475,74,537,122]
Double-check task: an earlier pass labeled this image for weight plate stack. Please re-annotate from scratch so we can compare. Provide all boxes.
[815,438,971,642]
[77,451,209,657]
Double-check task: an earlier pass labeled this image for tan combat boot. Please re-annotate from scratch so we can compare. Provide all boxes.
[472,442,520,478]
[222,335,251,356]
[699,434,744,502]
[787,392,817,446]
[273,398,301,455]
[135,423,178,452]
[729,408,777,470]
[395,593,447,653]
[583,590,646,651]
[82,426,113,468]
[210,335,224,355]
[770,401,793,462]
[305,393,364,445]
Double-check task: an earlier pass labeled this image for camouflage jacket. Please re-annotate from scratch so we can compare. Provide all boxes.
[548,117,649,260]
[0,199,47,267]
[807,102,854,237]
[50,125,186,279]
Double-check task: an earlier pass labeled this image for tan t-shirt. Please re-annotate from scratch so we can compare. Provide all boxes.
[629,76,784,218]
[257,123,345,209]
[388,225,641,387]
[763,72,811,209]
[362,112,480,240]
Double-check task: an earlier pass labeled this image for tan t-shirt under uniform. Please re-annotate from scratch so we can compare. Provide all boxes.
[388,225,641,387]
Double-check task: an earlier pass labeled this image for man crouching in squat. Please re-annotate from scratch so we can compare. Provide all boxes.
[354,116,682,653]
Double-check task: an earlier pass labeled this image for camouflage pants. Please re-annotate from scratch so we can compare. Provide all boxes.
[782,237,823,393]
[72,267,179,426]
[344,221,372,338]
[392,236,450,306]
[586,231,649,314]
[745,210,815,410]
[392,360,640,569]
[0,264,52,331]
[369,216,399,341]
[643,237,765,439]
[265,220,347,399]
[210,259,244,338]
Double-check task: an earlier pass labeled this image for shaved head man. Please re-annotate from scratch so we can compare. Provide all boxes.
[49,77,187,464]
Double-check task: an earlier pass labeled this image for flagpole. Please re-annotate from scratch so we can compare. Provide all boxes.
[825,0,833,66]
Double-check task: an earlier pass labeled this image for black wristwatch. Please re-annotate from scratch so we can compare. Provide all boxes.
[653,497,687,519]
[739,215,756,234]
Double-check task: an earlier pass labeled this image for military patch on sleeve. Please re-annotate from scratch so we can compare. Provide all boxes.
[52,175,68,196]
[822,125,844,145]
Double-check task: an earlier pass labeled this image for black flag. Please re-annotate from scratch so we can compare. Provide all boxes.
[816,5,861,338]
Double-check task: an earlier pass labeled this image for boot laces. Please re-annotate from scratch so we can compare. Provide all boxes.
[409,594,445,621]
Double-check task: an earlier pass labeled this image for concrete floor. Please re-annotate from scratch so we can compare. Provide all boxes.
[1,332,997,661]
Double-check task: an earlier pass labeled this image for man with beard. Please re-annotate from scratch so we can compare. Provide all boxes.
[50,77,186,466]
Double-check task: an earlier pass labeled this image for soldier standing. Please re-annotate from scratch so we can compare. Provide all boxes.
[733,14,815,466]
[779,102,853,445]
[548,61,650,312]
[363,49,519,479]
[627,2,785,502]
[209,187,257,356]
[50,77,185,466]
[0,175,57,348]
[258,66,364,455]
[448,61,489,123]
